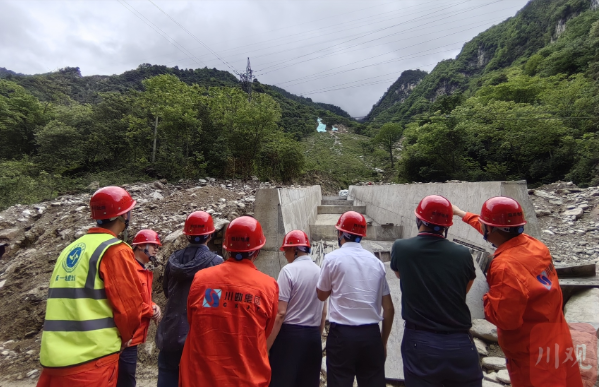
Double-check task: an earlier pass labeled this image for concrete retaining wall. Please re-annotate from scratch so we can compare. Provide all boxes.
[348,180,540,251]
[253,186,322,278]
[279,186,322,238]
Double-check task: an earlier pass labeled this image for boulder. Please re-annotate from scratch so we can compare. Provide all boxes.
[564,288,599,323]
[474,337,489,356]
[481,357,507,370]
[536,209,552,217]
[0,228,20,241]
[164,230,183,244]
[483,371,498,382]
[470,319,498,342]
[482,380,502,387]
[213,218,230,232]
[496,369,510,384]
[153,181,165,190]
[151,191,164,201]
[563,207,584,219]
[534,190,554,199]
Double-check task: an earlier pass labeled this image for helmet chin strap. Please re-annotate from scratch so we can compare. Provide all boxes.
[416,218,447,238]
[142,245,156,263]
[118,212,131,241]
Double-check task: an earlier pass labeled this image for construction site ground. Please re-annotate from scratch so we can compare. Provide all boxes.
[0,179,597,386]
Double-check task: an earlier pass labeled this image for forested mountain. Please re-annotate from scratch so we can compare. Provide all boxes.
[364,69,427,122]
[367,0,599,124]
[0,63,357,210]
[0,64,354,138]
[365,0,599,187]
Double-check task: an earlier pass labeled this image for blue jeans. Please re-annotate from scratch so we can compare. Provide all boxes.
[157,349,183,387]
[401,328,482,387]
[116,345,138,387]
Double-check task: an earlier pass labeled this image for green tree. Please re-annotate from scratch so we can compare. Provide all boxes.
[207,87,282,178]
[35,121,85,173]
[0,80,49,160]
[257,131,305,182]
[374,123,403,168]
[127,74,203,177]
[399,117,468,182]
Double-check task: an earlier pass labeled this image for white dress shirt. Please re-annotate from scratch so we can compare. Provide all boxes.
[278,255,324,327]
[317,242,390,325]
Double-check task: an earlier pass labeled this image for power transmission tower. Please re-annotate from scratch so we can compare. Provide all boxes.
[236,58,255,102]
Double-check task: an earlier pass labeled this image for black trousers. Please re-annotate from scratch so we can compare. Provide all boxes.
[116,345,138,387]
[269,324,321,387]
[401,328,483,387]
[157,349,183,387]
[326,323,386,387]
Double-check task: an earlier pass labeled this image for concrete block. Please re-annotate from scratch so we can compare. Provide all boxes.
[254,186,321,279]
[555,262,597,278]
[348,181,540,256]
[369,225,402,241]
[253,250,287,280]
[317,205,366,214]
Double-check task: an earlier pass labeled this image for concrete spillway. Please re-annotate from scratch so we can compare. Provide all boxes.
[252,181,538,382]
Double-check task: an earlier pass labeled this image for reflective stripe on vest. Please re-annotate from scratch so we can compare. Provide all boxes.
[40,234,123,367]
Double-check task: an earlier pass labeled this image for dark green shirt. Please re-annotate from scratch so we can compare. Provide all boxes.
[390,234,476,332]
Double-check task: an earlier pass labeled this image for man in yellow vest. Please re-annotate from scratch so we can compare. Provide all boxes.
[37,186,146,387]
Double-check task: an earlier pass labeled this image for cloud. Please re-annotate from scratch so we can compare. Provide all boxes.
[0,0,529,116]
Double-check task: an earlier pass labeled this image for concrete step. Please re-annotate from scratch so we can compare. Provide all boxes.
[321,199,354,206]
[317,205,366,214]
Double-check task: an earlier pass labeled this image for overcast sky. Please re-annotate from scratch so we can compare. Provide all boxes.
[0,0,530,117]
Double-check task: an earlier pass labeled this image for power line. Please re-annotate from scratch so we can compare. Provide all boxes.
[146,0,238,74]
[278,13,508,90]
[255,0,478,75]
[286,44,464,94]
[233,1,478,65]
[257,0,504,77]
[122,0,438,69]
[116,0,205,68]
[217,0,438,56]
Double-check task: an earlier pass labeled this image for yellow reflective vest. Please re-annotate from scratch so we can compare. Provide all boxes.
[40,233,124,367]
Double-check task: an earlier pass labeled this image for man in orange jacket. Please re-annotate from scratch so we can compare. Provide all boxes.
[179,216,279,387]
[116,229,163,387]
[37,186,145,387]
[453,196,583,387]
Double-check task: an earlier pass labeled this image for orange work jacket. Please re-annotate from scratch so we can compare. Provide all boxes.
[179,258,279,387]
[463,213,583,387]
[130,260,156,346]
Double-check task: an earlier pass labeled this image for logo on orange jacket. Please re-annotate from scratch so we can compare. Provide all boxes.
[203,289,222,307]
[536,271,552,290]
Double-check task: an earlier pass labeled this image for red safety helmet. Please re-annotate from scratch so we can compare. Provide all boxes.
[280,230,310,251]
[90,186,136,220]
[335,211,367,237]
[132,229,162,246]
[415,195,453,227]
[480,196,527,228]
[183,211,216,236]
[224,216,266,252]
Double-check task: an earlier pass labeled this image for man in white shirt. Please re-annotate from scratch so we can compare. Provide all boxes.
[317,211,395,387]
[267,230,326,387]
